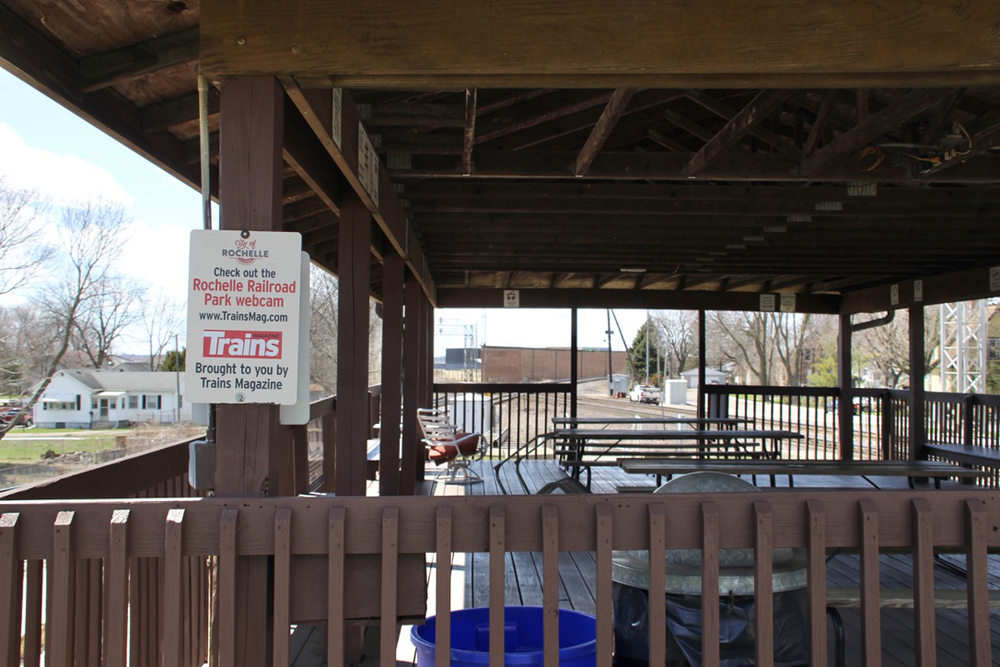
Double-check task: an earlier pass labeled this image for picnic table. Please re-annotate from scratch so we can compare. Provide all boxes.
[617,458,987,489]
[553,426,802,488]
[551,416,752,426]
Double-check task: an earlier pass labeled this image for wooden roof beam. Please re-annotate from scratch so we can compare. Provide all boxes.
[802,90,838,156]
[801,88,960,177]
[685,90,797,158]
[282,79,436,301]
[79,27,199,93]
[574,88,637,176]
[662,108,714,142]
[462,89,477,176]
[646,128,688,152]
[282,97,343,216]
[142,88,220,133]
[687,90,789,176]
[474,93,612,145]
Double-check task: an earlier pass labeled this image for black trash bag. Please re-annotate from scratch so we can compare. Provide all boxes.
[612,582,809,667]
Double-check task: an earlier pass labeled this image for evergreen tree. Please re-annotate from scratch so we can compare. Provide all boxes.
[629,321,662,383]
[162,348,186,372]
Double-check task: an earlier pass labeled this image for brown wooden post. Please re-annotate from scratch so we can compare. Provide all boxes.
[380,251,405,495]
[335,192,372,496]
[215,74,284,667]
[838,312,854,460]
[400,269,422,494]
[420,293,433,479]
[909,304,926,461]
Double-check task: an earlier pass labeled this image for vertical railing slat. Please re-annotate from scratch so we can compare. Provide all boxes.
[966,501,990,666]
[218,508,238,667]
[911,499,936,667]
[435,506,453,667]
[23,559,42,667]
[51,510,76,667]
[595,503,613,667]
[648,503,666,666]
[542,505,559,667]
[273,507,293,667]
[328,506,346,667]
[859,499,881,665]
[106,509,130,667]
[489,505,506,667]
[806,500,827,665]
[381,507,400,667]
[164,508,186,667]
[753,502,774,667]
[701,502,720,667]
[0,513,21,667]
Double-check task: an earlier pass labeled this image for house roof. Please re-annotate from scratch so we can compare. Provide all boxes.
[53,370,182,394]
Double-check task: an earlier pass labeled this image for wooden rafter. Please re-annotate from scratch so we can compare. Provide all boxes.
[801,88,960,177]
[803,90,838,156]
[685,90,796,158]
[662,109,714,142]
[462,89,477,176]
[79,27,199,93]
[646,128,688,152]
[474,93,612,144]
[142,88,220,132]
[920,110,1000,175]
[687,90,788,176]
[574,88,637,176]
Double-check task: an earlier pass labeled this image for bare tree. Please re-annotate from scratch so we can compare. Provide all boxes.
[773,313,814,386]
[309,266,338,395]
[72,274,146,368]
[855,308,940,388]
[709,311,778,385]
[1,200,130,437]
[0,176,53,296]
[138,293,184,370]
[653,310,697,377]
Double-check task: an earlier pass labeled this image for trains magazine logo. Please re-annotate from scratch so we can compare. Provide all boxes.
[203,330,282,358]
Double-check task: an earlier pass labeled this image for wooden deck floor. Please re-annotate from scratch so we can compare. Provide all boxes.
[296,459,1000,666]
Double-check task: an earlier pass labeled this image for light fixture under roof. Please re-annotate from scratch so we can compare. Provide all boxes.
[619,268,646,273]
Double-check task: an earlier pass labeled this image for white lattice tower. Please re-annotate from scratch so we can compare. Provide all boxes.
[939,300,987,393]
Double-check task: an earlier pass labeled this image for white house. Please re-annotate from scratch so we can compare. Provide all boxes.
[680,367,729,389]
[34,369,190,429]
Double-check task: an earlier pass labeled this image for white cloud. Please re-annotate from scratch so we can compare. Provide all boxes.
[0,122,132,207]
[118,219,190,304]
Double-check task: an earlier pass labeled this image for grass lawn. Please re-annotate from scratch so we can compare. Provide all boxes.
[0,430,120,464]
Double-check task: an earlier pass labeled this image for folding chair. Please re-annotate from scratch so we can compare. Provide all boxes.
[417,408,484,484]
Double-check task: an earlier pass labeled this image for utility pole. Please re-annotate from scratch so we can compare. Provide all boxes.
[606,309,614,396]
[645,310,650,384]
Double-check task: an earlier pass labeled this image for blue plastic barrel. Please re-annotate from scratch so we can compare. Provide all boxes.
[411,606,597,666]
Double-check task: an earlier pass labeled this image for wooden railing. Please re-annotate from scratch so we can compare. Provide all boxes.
[0,490,995,666]
[433,383,572,459]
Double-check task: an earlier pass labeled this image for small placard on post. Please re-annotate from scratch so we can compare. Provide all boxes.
[779,294,796,313]
[759,294,776,312]
[503,290,520,308]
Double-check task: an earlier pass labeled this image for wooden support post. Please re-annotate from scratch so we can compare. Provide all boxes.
[335,193,372,496]
[401,269,422,494]
[380,251,405,495]
[838,313,854,460]
[909,304,926,461]
[570,308,578,420]
[216,74,284,667]
[697,310,706,421]
[420,293,433,479]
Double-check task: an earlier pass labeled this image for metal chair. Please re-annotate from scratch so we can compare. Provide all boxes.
[417,408,484,484]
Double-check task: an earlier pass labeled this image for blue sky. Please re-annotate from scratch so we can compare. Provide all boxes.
[0,69,645,354]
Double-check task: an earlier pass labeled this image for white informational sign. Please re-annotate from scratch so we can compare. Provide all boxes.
[914,280,923,302]
[759,294,776,312]
[504,290,520,307]
[890,284,899,306]
[186,230,302,405]
[779,293,796,313]
[280,253,312,425]
[991,266,1000,292]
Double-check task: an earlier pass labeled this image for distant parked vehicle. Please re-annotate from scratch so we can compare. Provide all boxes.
[1,407,32,427]
[825,398,866,415]
[629,385,662,405]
